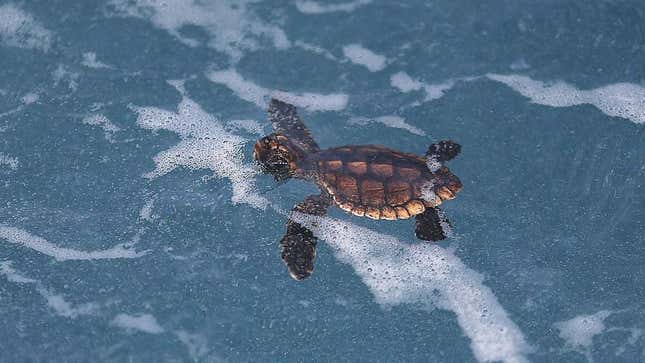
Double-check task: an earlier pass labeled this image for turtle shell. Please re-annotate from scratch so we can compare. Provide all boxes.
[312,145,440,220]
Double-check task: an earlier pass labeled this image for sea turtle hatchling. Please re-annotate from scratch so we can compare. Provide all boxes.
[255,99,463,280]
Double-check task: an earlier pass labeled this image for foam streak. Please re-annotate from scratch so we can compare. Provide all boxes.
[390,71,457,103]
[487,74,645,124]
[0,261,99,318]
[207,69,348,111]
[293,213,532,363]
[112,313,164,334]
[0,226,147,261]
[348,115,425,136]
[295,0,372,14]
[343,44,387,72]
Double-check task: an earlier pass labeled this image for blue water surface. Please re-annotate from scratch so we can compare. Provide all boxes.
[1,1,644,362]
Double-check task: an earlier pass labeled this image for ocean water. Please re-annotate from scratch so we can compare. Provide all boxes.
[1,1,644,362]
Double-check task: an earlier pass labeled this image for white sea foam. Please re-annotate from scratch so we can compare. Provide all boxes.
[132,80,269,209]
[0,261,37,283]
[0,91,40,120]
[0,3,53,51]
[52,64,79,91]
[510,59,530,71]
[0,153,19,170]
[1,261,99,318]
[0,225,147,261]
[294,40,340,61]
[554,310,613,361]
[343,44,387,72]
[40,290,99,318]
[226,119,265,135]
[109,0,289,61]
[295,0,372,14]
[81,52,112,69]
[348,115,425,136]
[390,71,457,102]
[487,74,645,124]
[112,313,164,334]
[21,92,39,104]
[291,213,531,363]
[175,330,211,361]
[82,113,121,142]
[611,326,644,356]
[390,71,424,92]
[139,198,155,221]
[207,68,348,111]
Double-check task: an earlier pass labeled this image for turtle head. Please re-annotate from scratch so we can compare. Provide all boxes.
[433,166,463,201]
[254,133,300,181]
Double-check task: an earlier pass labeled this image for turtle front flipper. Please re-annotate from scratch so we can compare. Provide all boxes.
[280,193,331,280]
[415,207,452,242]
[269,98,319,154]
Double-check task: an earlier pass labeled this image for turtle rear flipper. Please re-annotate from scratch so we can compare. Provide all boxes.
[269,99,319,154]
[280,222,317,280]
[415,207,452,242]
[280,193,331,280]
[426,140,461,172]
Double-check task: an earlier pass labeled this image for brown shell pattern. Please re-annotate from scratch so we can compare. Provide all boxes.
[315,145,436,220]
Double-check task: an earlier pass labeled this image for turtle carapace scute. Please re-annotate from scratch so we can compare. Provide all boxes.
[254,99,462,280]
